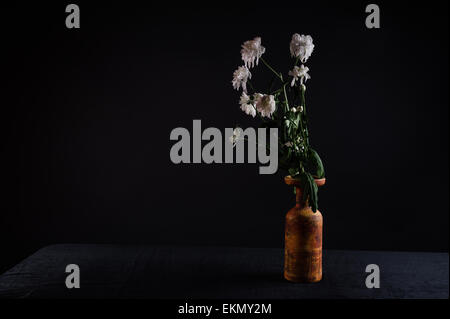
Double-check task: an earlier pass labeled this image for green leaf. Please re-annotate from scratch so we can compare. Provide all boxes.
[299,171,319,213]
[288,168,298,176]
[306,148,325,179]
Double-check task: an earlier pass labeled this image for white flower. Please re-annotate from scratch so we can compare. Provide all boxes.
[232,66,251,93]
[241,37,266,69]
[290,107,297,113]
[254,93,276,118]
[229,128,241,147]
[288,65,311,86]
[239,92,256,117]
[290,34,315,63]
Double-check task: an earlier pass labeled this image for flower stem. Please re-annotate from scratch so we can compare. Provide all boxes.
[300,85,310,146]
[260,57,283,81]
[254,107,266,122]
[247,80,255,93]
[270,81,289,95]
[283,85,290,111]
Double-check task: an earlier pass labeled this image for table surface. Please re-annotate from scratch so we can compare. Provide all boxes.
[0,244,448,299]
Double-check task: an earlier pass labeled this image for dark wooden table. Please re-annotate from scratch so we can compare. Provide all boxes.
[0,244,447,298]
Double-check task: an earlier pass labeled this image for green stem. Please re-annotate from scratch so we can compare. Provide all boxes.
[254,107,266,122]
[300,85,310,146]
[247,80,255,92]
[270,81,289,95]
[260,57,282,81]
[283,85,290,111]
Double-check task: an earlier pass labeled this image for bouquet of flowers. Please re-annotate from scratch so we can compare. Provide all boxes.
[231,34,325,212]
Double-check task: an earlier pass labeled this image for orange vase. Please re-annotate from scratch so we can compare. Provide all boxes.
[284,176,326,283]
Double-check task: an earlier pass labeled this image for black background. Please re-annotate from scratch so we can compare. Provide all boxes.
[1,1,448,273]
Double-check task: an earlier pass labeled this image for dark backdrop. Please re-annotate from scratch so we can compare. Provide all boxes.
[1,1,448,272]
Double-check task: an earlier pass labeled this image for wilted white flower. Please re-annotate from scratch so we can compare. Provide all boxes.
[232,66,252,93]
[229,127,241,147]
[239,92,256,117]
[254,93,276,118]
[241,37,266,69]
[296,105,304,112]
[290,34,315,63]
[284,141,293,147]
[288,65,311,86]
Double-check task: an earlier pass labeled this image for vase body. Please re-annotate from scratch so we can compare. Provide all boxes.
[284,176,324,283]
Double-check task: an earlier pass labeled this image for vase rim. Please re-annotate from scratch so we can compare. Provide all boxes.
[285,175,326,187]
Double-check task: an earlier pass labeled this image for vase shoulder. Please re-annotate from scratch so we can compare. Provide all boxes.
[286,206,323,223]
[285,175,326,187]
